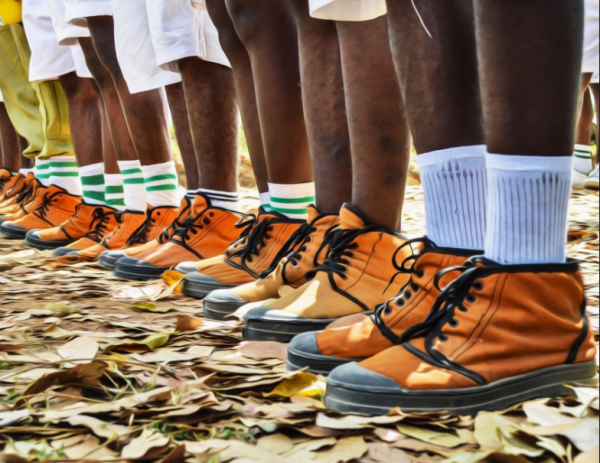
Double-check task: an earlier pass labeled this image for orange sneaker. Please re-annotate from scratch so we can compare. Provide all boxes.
[0,178,45,224]
[98,196,194,270]
[0,169,14,200]
[114,194,247,281]
[0,186,81,239]
[179,208,306,299]
[52,209,121,258]
[56,205,180,263]
[0,173,25,207]
[287,243,479,375]
[242,204,413,342]
[324,258,598,416]
[203,206,340,320]
[24,203,118,250]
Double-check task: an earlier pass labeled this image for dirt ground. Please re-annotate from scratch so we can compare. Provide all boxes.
[0,178,597,463]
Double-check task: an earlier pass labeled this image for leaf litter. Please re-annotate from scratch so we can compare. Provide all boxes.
[0,186,598,462]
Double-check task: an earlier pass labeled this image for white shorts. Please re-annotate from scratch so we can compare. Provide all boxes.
[111,0,181,94]
[22,0,92,81]
[146,0,229,72]
[583,0,599,81]
[64,0,112,28]
[0,88,3,103]
[44,0,90,46]
[309,0,387,21]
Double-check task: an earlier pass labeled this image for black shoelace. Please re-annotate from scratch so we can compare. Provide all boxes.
[125,210,165,247]
[370,237,438,344]
[32,191,63,222]
[401,256,486,347]
[83,209,115,243]
[305,225,390,282]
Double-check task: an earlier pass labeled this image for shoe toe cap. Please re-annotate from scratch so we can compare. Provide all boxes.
[175,262,199,274]
[184,271,220,285]
[289,331,323,357]
[205,289,245,304]
[328,362,404,393]
[118,257,156,269]
[53,248,80,258]
[243,307,306,323]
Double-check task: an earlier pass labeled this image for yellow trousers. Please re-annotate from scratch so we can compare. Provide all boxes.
[0,23,73,159]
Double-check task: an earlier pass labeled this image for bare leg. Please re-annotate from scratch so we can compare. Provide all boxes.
[206,0,269,194]
[79,37,137,162]
[86,16,172,166]
[591,82,599,164]
[165,82,200,190]
[288,0,352,213]
[0,102,21,171]
[576,86,594,146]
[58,72,104,167]
[336,17,411,230]
[179,57,238,193]
[225,0,313,185]
[475,0,583,156]
[387,0,484,154]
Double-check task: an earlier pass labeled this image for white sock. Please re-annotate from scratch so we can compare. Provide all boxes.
[35,159,51,186]
[79,163,106,206]
[197,188,240,211]
[118,160,147,212]
[260,192,271,208]
[186,189,199,199]
[19,167,34,176]
[105,174,126,211]
[49,155,81,195]
[142,161,181,208]
[485,154,572,264]
[418,146,488,250]
[574,144,593,174]
[268,182,316,220]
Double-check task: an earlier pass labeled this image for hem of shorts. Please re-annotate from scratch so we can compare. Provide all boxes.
[65,4,113,27]
[29,67,77,83]
[57,30,91,48]
[309,0,387,21]
[125,74,182,94]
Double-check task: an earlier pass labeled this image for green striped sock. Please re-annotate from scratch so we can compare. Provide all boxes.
[80,163,106,206]
[268,182,316,220]
[142,161,180,207]
[35,159,51,186]
[49,155,81,196]
[105,173,126,211]
[118,160,147,212]
[574,144,593,175]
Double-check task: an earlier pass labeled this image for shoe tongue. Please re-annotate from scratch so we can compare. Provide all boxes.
[338,204,368,230]
[191,194,209,214]
[306,205,321,223]
[0,169,12,180]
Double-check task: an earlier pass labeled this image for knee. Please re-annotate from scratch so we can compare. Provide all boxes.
[225,0,265,45]
[59,73,97,102]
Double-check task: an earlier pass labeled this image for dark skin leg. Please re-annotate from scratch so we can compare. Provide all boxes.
[0,102,21,172]
[79,37,137,162]
[99,101,120,175]
[179,57,239,193]
[165,82,200,190]
[86,16,172,166]
[58,72,104,168]
[475,0,584,156]
[576,86,594,146]
[287,0,352,214]
[592,83,599,163]
[206,0,269,194]
[19,137,33,170]
[225,0,313,185]
[386,0,484,155]
[336,17,411,230]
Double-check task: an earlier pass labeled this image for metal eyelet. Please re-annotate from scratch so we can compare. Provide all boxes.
[404,291,412,300]
[449,319,459,328]
[396,299,405,307]
[473,281,484,291]
[466,294,477,303]
[384,307,392,315]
